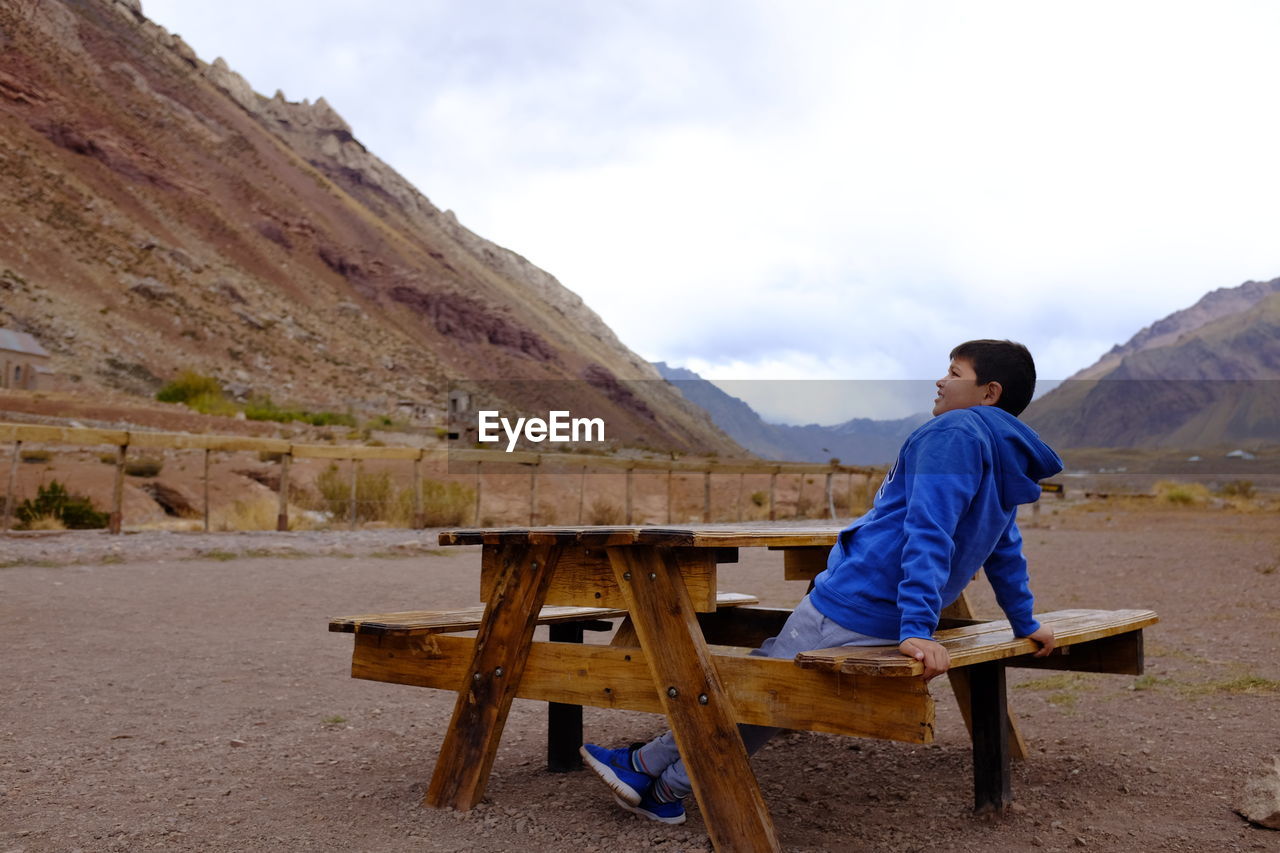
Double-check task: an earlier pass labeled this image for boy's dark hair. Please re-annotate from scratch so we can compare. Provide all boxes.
[949,339,1037,416]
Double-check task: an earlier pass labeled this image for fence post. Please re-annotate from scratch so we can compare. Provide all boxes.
[625,466,634,524]
[577,465,586,525]
[473,461,482,526]
[528,459,538,526]
[666,468,673,524]
[702,469,711,523]
[202,448,211,532]
[413,453,424,529]
[276,452,292,531]
[348,458,358,530]
[826,471,835,520]
[109,442,128,534]
[847,471,854,516]
[768,470,777,521]
[736,472,744,522]
[3,439,20,531]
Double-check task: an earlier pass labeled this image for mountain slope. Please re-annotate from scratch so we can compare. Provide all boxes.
[1024,280,1280,448]
[0,0,739,454]
[654,362,925,464]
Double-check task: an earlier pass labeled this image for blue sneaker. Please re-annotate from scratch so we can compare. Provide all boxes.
[613,790,687,825]
[579,743,650,805]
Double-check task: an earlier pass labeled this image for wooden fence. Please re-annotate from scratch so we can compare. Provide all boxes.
[0,422,881,533]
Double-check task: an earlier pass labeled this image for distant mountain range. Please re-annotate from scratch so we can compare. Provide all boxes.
[1022,278,1280,448]
[652,362,926,464]
[660,276,1280,456]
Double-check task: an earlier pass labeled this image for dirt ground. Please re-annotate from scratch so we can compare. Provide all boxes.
[2,506,1279,853]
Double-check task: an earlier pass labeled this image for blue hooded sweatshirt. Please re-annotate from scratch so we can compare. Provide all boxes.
[810,405,1063,644]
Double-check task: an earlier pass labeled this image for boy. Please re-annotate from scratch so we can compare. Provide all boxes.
[580,340,1063,824]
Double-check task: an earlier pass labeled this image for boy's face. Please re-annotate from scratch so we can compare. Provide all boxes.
[933,357,1000,416]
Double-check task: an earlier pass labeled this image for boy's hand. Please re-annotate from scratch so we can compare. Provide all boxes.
[899,637,950,680]
[1026,625,1056,657]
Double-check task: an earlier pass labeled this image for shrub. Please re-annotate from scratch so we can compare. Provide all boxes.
[156,370,222,404]
[585,499,625,525]
[19,449,50,464]
[1154,480,1210,506]
[124,457,164,477]
[312,463,399,524]
[1218,480,1256,499]
[416,479,476,527]
[186,390,238,416]
[24,513,66,531]
[749,490,768,508]
[15,480,109,529]
[211,495,304,531]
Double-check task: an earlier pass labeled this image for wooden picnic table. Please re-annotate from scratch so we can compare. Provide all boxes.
[329,525,1157,853]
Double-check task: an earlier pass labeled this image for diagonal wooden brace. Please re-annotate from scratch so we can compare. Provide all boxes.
[607,545,781,853]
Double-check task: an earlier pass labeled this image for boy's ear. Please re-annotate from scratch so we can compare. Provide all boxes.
[982,381,1003,406]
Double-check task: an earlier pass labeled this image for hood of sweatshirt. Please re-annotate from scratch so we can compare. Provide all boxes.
[963,405,1063,508]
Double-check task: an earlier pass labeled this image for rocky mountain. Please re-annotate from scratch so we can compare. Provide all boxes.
[0,0,740,455]
[653,362,926,464]
[1023,279,1280,448]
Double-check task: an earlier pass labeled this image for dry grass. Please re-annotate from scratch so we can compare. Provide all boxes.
[585,498,625,525]
[211,495,311,531]
[23,513,66,531]
[1153,480,1211,506]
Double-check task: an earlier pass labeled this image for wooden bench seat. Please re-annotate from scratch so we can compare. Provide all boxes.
[328,591,760,636]
[796,608,1159,676]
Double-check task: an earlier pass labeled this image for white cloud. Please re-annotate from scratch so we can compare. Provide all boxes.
[143,0,1280,422]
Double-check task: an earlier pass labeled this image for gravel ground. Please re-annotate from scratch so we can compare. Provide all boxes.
[2,508,1279,852]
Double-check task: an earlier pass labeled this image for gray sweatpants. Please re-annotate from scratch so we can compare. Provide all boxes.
[632,594,893,800]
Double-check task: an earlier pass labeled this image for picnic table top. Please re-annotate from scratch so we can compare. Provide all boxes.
[437,525,845,548]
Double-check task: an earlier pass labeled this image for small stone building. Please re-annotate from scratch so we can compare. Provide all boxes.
[0,328,52,391]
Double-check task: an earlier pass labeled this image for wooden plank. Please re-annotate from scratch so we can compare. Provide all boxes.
[608,545,781,853]
[779,546,829,581]
[329,593,762,635]
[350,632,934,743]
[440,526,845,550]
[1006,631,1144,675]
[201,435,290,453]
[796,609,1159,676]
[2,424,128,446]
[449,448,541,465]
[289,443,420,460]
[424,543,563,810]
[481,544,719,611]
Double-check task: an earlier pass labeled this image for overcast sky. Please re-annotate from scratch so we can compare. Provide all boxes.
[145,0,1280,423]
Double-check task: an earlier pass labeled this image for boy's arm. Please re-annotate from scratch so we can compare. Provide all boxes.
[895,428,982,678]
[985,518,1056,657]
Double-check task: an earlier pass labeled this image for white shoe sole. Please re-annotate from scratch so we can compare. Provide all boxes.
[579,745,644,805]
[612,794,687,825]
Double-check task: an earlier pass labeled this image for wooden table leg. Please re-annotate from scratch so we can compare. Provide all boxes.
[425,542,563,809]
[968,660,1012,813]
[608,545,781,853]
[943,592,1029,761]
